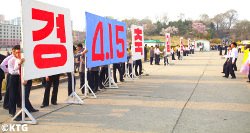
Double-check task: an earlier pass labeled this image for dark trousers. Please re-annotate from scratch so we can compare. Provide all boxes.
[79,72,85,93]
[233,58,237,71]
[67,73,76,96]
[121,63,125,77]
[100,67,108,88]
[8,75,21,115]
[150,57,153,65]
[42,75,60,106]
[248,67,250,81]
[171,54,175,60]
[135,60,142,76]
[222,59,229,73]
[3,74,11,109]
[113,63,123,83]
[225,58,236,78]
[144,52,147,62]
[164,56,169,65]
[89,71,99,93]
[127,63,132,76]
[177,52,180,60]
[219,49,222,55]
[0,78,3,101]
[25,80,35,111]
[155,54,160,65]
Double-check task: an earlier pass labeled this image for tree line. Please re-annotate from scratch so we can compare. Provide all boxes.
[122,9,250,44]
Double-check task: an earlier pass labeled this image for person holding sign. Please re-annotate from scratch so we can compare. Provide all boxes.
[1,46,19,109]
[89,66,100,92]
[7,45,24,117]
[113,63,124,83]
[23,80,39,112]
[76,43,88,94]
[135,59,143,76]
[41,74,60,108]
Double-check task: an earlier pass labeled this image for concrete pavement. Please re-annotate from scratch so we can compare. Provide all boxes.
[1,51,250,133]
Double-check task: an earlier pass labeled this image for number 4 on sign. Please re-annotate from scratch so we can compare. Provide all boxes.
[92,22,125,61]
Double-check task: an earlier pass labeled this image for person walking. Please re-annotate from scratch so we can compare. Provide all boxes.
[149,46,154,65]
[224,42,237,79]
[222,47,231,74]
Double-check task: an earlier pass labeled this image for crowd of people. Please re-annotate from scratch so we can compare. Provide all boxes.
[221,42,250,82]
[147,44,195,65]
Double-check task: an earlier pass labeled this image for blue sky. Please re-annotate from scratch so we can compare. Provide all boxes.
[0,0,249,31]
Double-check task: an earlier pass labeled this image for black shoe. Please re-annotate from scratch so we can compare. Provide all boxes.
[9,114,15,117]
[221,72,224,73]
[52,103,58,105]
[120,79,124,82]
[14,116,22,121]
[30,109,39,112]
[40,105,48,108]
[246,81,250,82]
[223,76,228,78]
[231,77,236,79]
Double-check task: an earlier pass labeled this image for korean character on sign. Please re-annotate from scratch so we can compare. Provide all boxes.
[32,8,67,69]
[134,28,143,55]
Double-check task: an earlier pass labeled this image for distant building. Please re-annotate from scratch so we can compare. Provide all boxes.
[0,15,21,48]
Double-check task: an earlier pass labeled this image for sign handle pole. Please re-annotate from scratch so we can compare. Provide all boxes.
[104,64,118,89]
[130,61,138,80]
[123,62,132,81]
[66,72,84,104]
[12,67,37,124]
[80,55,96,98]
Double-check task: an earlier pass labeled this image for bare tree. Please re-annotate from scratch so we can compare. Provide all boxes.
[233,20,250,40]
[178,13,185,21]
[224,9,238,30]
[161,13,169,24]
[212,13,226,31]
[199,14,210,25]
